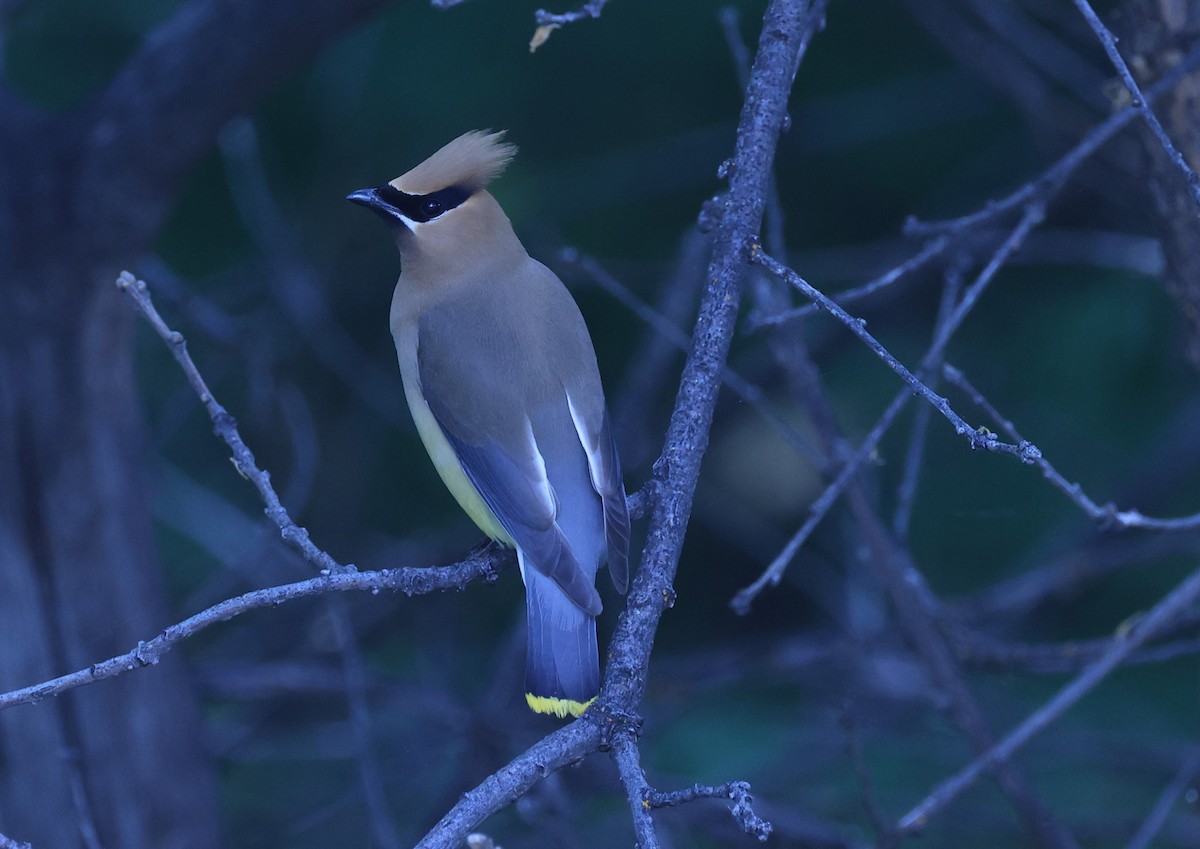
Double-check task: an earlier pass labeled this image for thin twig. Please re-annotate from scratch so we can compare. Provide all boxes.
[534,0,607,26]
[943,363,1200,531]
[218,124,407,844]
[719,6,753,90]
[893,261,964,541]
[955,628,1200,675]
[844,496,1077,849]
[750,235,951,329]
[2,272,509,715]
[840,707,892,844]
[730,384,911,614]
[733,205,1045,613]
[905,43,1200,235]
[719,4,791,265]
[0,549,506,711]
[413,720,603,849]
[1071,0,1200,211]
[117,271,348,576]
[530,0,609,50]
[898,562,1200,832]
[750,244,1041,461]
[645,779,772,841]
[959,523,1200,622]
[329,604,402,849]
[1124,748,1200,849]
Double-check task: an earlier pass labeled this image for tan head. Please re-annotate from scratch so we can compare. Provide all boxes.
[347,130,524,278]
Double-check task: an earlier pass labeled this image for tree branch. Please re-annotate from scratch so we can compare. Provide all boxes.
[413,721,604,849]
[534,0,608,26]
[0,548,506,711]
[645,780,772,841]
[413,0,826,843]
[601,0,824,709]
[733,203,1046,614]
[750,235,951,329]
[1124,748,1200,849]
[610,729,660,849]
[751,243,1042,459]
[1071,0,1200,211]
[0,272,513,712]
[943,363,1200,531]
[116,271,351,575]
[529,0,610,50]
[898,561,1200,832]
[905,42,1200,236]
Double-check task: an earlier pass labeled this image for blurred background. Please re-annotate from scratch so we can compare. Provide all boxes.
[2,0,1200,847]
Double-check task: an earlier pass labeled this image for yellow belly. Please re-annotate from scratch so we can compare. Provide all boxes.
[392,302,514,546]
[389,329,508,549]
[404,378,514,546]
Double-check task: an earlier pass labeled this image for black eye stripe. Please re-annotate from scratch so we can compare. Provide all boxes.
[375,184,471,223]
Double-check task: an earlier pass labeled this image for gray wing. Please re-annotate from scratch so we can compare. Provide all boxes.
[567,397,630,595]
[416,327,603,616]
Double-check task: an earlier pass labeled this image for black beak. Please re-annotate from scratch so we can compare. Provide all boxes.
[347,186,383,210]
[347,186,406,228]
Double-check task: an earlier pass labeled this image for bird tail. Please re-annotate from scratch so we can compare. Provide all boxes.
[523,568,599,718]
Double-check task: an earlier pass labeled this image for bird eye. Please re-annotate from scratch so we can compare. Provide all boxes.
[422,199,444,218]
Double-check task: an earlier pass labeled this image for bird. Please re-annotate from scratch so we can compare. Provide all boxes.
[347,130,630,719]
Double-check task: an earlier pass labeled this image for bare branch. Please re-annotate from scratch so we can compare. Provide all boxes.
[1124,748,1200,849]
[733,204,1046,614]
[610,730,660,849]
[954,626,1200,675]
[0,549,506,711]
[898,562,1200,832]
[750,238,1043,461]
[750,235,951,329]
[1071,0,1200,211]
[413,721,603,849]
[893,262,965,542]
[116,271,349,575]
[529,0,609,51]
[645,780,772,842]
[962,529,1200,622]
[943,363,1200,531]
[905,43,1200,236]
[601,0,824,707]
[534,0,608,27]
[0,272,518,714]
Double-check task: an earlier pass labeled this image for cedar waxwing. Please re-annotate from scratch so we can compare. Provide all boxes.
[347,130,630,719]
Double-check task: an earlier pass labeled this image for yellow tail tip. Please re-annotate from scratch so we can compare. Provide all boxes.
[525,693,595,718]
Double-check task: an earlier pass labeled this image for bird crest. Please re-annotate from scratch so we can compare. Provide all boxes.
[390,130,517,196]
